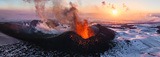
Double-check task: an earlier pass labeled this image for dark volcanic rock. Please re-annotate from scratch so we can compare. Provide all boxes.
[157,30,160,34]
[0,20,116,53]
[155,26,160,33]
[0,41,101,56]
[30,20,41,27]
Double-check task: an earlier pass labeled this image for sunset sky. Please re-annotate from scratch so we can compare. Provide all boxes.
[0,0,160,23]
[0,0,160,13]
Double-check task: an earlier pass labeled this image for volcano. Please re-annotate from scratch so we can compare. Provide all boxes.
[0,20,116,53]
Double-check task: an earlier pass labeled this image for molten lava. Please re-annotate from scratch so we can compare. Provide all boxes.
[75,19,95,39]
[69,3,95,39]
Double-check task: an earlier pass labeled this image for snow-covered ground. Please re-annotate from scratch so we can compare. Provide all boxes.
[0,23,160,57]
[0,33,19,46]
[101,24,160,57]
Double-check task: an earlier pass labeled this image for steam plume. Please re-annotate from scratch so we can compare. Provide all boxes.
[23,0,48,22]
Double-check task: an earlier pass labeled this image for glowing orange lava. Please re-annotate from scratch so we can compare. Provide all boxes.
[75,19,95,39]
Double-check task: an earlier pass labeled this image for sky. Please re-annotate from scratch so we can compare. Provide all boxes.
[0,0,160,13]
[0,0,34,10]
[82,0,160,13]
[0,0,160,23]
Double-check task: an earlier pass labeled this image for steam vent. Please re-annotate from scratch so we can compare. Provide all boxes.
[0,20,116,53]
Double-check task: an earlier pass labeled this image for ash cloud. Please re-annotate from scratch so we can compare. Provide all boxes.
[23,0,77,24]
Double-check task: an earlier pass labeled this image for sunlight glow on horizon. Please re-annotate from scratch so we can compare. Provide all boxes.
[112,9,118,16]
[0,0,160,23]
[0,0,160,13]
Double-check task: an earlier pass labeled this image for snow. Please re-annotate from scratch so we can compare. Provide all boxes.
[0,32,19,46]
[101,23,160,57]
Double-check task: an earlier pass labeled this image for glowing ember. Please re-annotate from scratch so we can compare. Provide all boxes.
[75,19,95,39]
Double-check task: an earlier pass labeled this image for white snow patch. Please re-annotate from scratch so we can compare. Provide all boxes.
[35,23,71,35]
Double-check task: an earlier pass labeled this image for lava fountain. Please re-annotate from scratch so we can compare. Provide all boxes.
[69,2,95,39]
[75,19,95,39]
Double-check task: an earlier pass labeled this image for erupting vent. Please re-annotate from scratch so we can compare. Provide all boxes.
[24,0,95,39]
[75,20,95,39]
